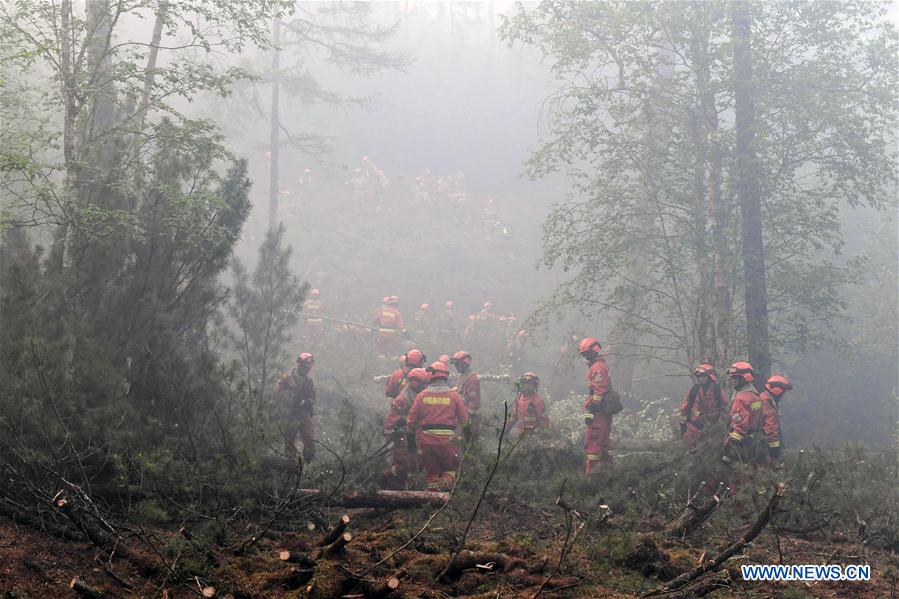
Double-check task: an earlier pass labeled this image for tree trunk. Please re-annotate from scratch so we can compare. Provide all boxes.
[731,0,770,381]
[268,10,281,231]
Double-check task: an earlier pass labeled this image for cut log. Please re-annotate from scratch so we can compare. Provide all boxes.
[299,489,448,509]
[440,550,526,581]
[0,500,86,543]
[642,483,784,597]
[658,571,730,599]
[317,514,350,546]
[201,587,216,598]
[666,483,724,540]
[322,532,352,556]
[70,577,104,598]
[362,576,401,599]
[278,550,317,568]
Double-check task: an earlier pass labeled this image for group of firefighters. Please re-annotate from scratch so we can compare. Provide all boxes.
[277,334,793,492]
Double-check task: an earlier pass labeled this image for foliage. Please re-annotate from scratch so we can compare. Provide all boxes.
[499,1,898,374]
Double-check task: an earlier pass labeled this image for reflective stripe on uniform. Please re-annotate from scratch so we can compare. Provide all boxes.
[586,454,601,461]
[379,328,397,334]
[729,431,744,441]
[768,440,780,448]
[421,429,455,436]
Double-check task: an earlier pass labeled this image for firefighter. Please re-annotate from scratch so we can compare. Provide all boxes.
[438,300,457,345]
[510,372,550,436]
[277,352,317,463]
[406,361,470,491]
[385,349,426,399]
[760,375,792,462]
[580,337,613,475]
[451,350,481,438]
[382,367,430,487]
[678,363,725,446]
[302,288,325,346]
[723,362,780,466]
[413,303,432,342]
[373,295,406,358]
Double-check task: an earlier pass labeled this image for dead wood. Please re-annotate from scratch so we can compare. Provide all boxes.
[279,550,318,568]
[440,550,526,581]
[317,513,350,546]
[361,576,401,599]
[666,483,724,539]
[659,571,731,599]
[201,586,216,598]
[70,577,104,598]
[642,482,784,597]
[0,499,86,542]
[322,532,353,556]
[299,488,448,509]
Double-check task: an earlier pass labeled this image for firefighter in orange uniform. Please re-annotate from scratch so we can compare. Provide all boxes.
[277,353,317,463]
[678,363,725,446]
[382,367,430,487]
[723,361,781,466]
[580,337,613,475]
[406,362,470,491]
[760,375,792,463]
[384,349,426,399]
[301,288,325,346]
[373,295,406,358]
[451,350,481,437]
[510,372,550,436]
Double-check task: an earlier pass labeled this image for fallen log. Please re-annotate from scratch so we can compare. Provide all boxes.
[362,576,401,599]
[658,571,730,599]
[665,483,724,540]
[440,550,527,581]
[299,489,448,509]
[1,499,86,543]
[322,532,353,556]
[317,514,350,546]
[70,577,104,598]
[642,483,784,597]
[278,550,317,568]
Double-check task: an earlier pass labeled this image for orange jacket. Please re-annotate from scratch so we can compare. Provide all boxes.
[374,306,404,331]
[407,383,469,442]
[385,368,407,399]
[384,384,417,435]
[513,392,549,433]
[456,370,481,413]
[679,381,724,427]
[727,384,779,448]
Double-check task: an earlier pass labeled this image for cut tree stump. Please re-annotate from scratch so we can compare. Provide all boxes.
[362,576,401,599]
[317,514,350,546]
[70,577,104,598]
[278,550,317,568]
[322,532,353,556]
[299,489,448,509]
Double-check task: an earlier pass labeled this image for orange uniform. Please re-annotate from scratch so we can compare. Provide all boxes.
[374,305,405,356]
[679,380,724,445]
[382,383,418,486]
[302,298,324,343]
[513,392,549,435]
[726,382,780,463]
[384,368,407,399]
[583,356,612,474]
[277,369,316,462]
[406,383,469,490]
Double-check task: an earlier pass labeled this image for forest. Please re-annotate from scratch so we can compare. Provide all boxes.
[0,1,897,598]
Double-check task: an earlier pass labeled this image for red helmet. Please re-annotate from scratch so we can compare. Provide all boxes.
[482,302,493,310]
[517,329,528,337]
[578,337,602,354]
[382,296,391,304]
[388,295,399,306]
[407,368,430,385]
[309,288,320,298]
[439,353,450,364]
[765,375,792,396]
[427,361,450,380]
[520,372,540,385]
[405,349,425,368]
[420,303,430,310]
[693,363,718,382]
[297,352,315,368]
[451,350,472,366]
[445,300,454,309]
[727,361,755,383]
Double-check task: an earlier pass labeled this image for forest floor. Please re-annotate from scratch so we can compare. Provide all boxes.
[2,479,895,599]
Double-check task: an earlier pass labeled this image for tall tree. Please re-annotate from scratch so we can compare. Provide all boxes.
[500,1,897,376]
[731,0,770,380]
